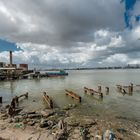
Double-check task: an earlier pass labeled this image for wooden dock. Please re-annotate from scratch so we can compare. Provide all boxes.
[65,89,81,102]
[43,92,53,108]
[84,87,103,98]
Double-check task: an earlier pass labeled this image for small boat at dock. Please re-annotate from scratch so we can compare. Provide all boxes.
[46,70,68,77]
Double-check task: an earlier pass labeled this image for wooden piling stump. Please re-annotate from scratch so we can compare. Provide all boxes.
[84,87,103,98]
[43,92,53,108]
[98,86,102,93]
[0,97,2,104]
[117,83,133,95]
[65,89,81,102]
[105,87,109,93]
[18,92,28,99]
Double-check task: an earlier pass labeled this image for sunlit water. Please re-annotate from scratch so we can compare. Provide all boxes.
[0,70,140,120]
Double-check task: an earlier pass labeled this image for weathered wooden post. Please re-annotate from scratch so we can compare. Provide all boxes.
[130,83,133,92]
[122,89,126,93]
[100,92,103,98]
[120,86,122,92]
[98,86,101,93]
[105,87,109,93]
[25,92,28,98]
[11,98,16,109]
[128,86,133,94]
[50,99,53,109]
[79,97,82,102]
[14,96,19,106]
[0,97,2,104]
[117,85,122,92]
[43,92,53,108]
[84,87,87,94]
[65,89,81,102]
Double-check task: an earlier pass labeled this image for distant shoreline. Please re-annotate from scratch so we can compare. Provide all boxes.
[41,67,140,71]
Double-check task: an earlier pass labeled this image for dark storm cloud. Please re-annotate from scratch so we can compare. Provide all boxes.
[0,0,124,46]
[0,0,140,68]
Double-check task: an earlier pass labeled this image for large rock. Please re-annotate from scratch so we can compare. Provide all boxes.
[72,133,81,139]
[80,118,96,127]
[0,114,8,120]
[40,110,54,117]
[63,104,77,111]
[68,128,85,140]
[58,119,64,129]
[103,130,115,140]
[64,117,79,127]
[40,119,49,128]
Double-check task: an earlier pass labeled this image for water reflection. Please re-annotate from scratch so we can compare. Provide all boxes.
[84,94,103,102]
[10,81,14,97]
[118,91,133,96]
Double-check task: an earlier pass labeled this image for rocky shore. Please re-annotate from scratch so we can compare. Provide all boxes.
[0,103,140,140]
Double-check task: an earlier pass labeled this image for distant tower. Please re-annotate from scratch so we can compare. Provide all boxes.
[9,51,13,67]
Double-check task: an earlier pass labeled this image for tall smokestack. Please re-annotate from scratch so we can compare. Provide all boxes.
[10,51,12,66]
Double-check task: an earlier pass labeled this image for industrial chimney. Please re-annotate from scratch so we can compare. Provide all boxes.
[9,51,12,66]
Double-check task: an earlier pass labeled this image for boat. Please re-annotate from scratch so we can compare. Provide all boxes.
[46,70,68,77]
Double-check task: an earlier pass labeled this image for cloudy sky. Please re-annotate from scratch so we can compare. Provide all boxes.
[0,0,140,69]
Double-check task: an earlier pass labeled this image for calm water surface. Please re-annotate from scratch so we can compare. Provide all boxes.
[0,70,140,120]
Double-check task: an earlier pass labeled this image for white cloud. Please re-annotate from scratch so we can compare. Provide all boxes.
[102,53,129,64]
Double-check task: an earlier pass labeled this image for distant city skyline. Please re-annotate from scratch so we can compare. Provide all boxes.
[0,0,140,69]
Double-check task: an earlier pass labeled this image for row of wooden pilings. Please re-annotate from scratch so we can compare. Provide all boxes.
[0,86,109,107]
[43,83,137,108]
[43,86,109,109]
[0,83,136,111]
[84,86,109,98]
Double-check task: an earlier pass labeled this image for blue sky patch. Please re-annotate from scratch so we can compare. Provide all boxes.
[0,39,20,52]
[121,0,140,29]
[136,15,140,22]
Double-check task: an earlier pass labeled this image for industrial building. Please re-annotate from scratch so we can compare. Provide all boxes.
[0,62,6,68]
[0,51,31,80]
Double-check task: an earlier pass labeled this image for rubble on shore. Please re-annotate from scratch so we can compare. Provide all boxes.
[0,103,140,140]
